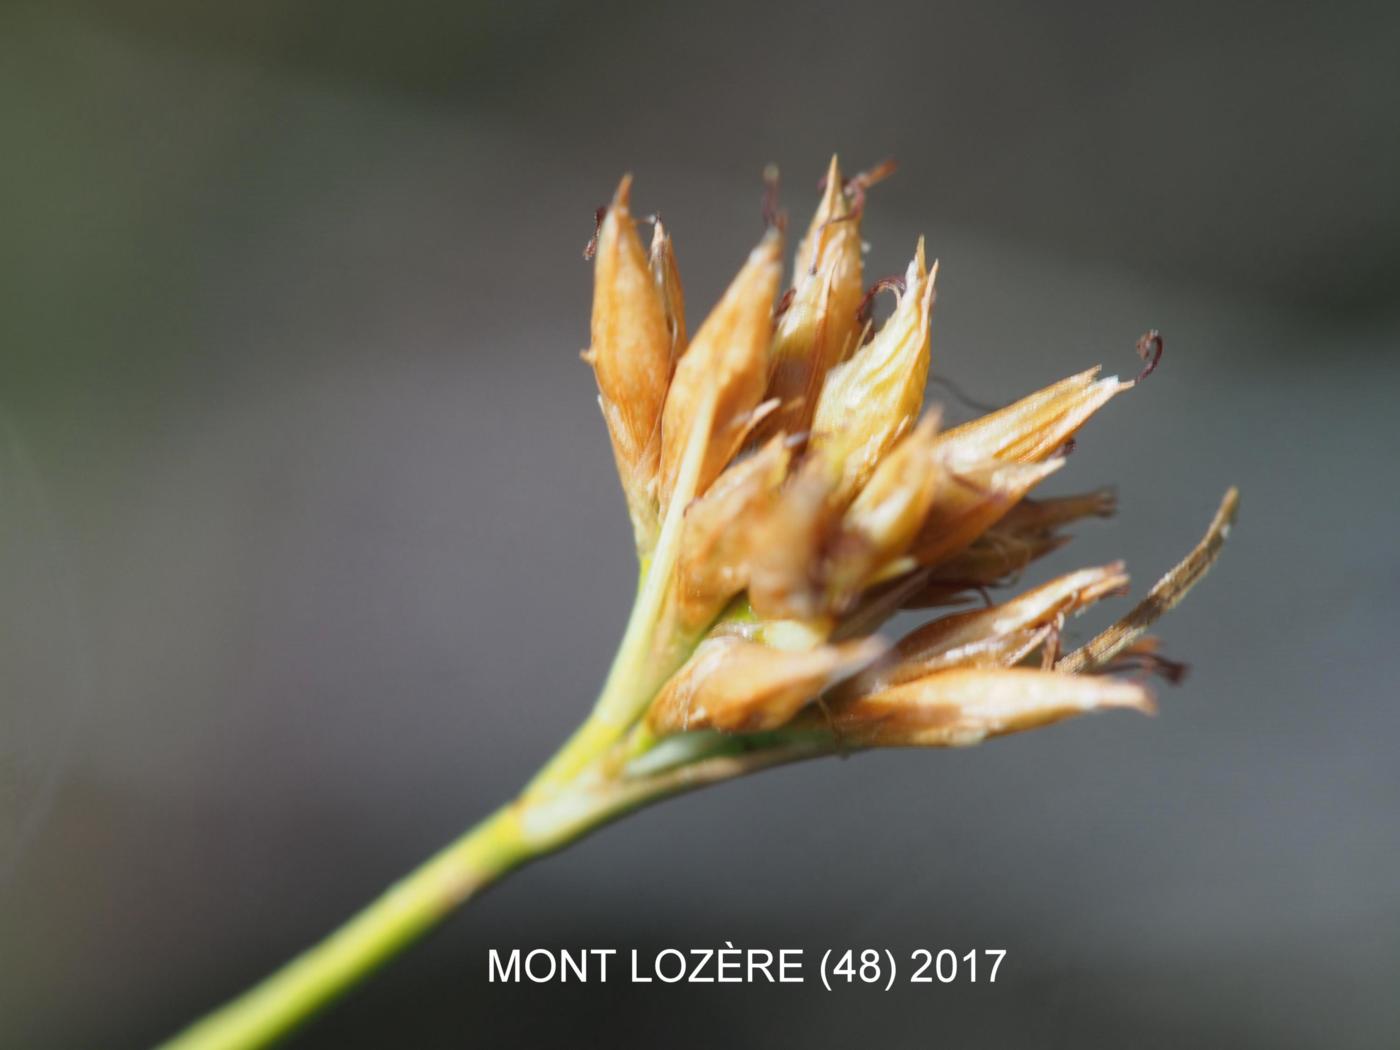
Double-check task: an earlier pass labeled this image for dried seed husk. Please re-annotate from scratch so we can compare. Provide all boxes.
[824,413,943,607]
[760,156,865,438]
[822,667,1154,747]
[811,240,936,497]
[933,367,1128,465]
[844,412,942,534]
[1057,487,1239,674]
[890,487,1118,605]
[675,437,792,632]
[588,176,673,544]
[893,531,1073,608]
[659,230,784,506]
[856,563,1128,692]
[647,634,882,734]
[908,457,1064,567]
[744,449,851,621]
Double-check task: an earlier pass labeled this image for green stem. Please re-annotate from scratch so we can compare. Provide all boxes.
[157,803,532,1050]
[159,770,641,1050]
[525,385,717,797]
[159,733,835,1050]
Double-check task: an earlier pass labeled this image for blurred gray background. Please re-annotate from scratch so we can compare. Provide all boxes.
[1,1,1398,1046]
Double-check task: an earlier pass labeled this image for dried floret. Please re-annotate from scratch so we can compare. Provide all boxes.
[658,230,783,505]
[810,240,936,496]
[586,175,673,548]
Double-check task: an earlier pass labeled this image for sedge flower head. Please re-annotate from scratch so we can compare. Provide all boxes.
[583,156,1236,765]
[153,155,1242,1050]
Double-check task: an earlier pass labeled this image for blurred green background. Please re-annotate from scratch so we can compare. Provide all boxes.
[2,1,1398,1046]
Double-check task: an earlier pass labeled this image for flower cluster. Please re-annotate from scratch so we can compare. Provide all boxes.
[155,157,1239,1050]
[584,157,1234,761]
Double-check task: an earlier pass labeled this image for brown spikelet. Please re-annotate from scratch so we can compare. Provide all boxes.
[811,240,936,495]
[908,457,1063,567]
[891,488,1118,605]
[934,367,1128,465]
[658,229,783,506]
[843,413,943,552]
[822,667,1154,747]
[648,634,882,734]
[897,530,1073,607]
[855,564,1129,691]
[823,413,943,607]
[759,155,866,439]
[588,176,673,545]
[675,437,791,632]
[745,451,846,621]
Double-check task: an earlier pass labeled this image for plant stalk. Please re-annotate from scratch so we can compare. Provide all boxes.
[158,732,831,1050]
[157,803,532,1050]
